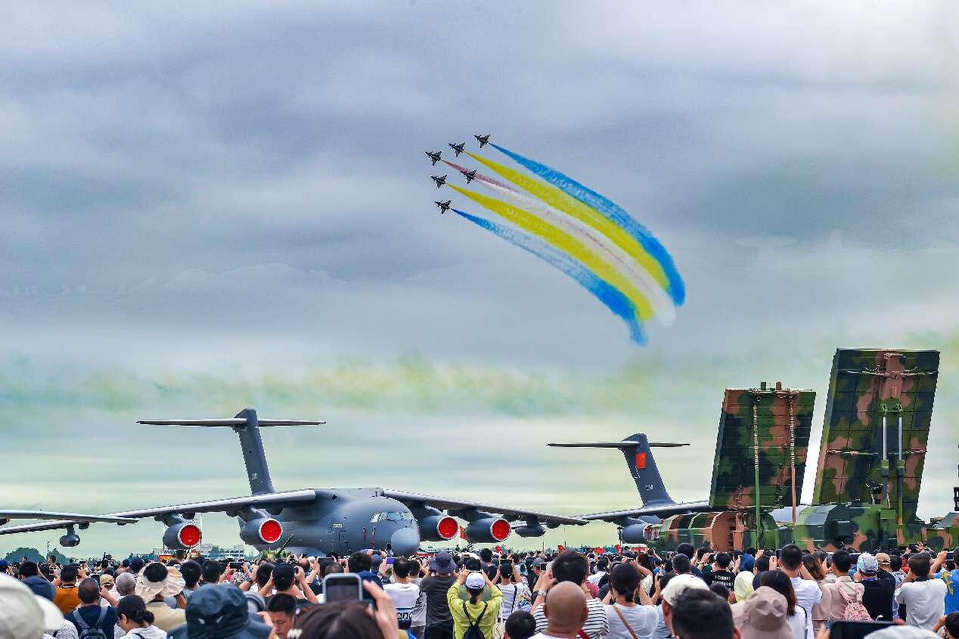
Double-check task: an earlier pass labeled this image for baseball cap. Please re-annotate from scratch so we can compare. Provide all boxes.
[857,553,879,575]
[661,574,709,606]
[465,572,485,589]
[169,584,272,639]
[876,553,891,567]
[0,573,64,638]
[733,587,792,639]
[530,558,545,568]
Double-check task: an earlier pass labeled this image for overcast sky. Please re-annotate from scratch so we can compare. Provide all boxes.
[2,1,959,556]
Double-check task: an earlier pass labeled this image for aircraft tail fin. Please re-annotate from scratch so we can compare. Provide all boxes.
[548,434,687,506]
[139,408,323,495]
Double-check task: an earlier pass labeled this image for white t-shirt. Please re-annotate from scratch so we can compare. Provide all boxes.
[384,582,420,630]
[790,576,821,639]
[896,579,947,630]
[785,610,807,639]
[496,582,529,620]
[587,571,607,585]
[605,603,659,639]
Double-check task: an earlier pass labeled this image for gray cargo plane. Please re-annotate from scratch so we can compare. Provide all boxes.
[1,409,583,556]
[548,433,710,543]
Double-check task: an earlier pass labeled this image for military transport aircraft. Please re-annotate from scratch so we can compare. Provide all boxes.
[448,142,466,157]
[0,409,583,556]
[435,200,452,214]
[474,134,490,148]
[431,174,447,188]
[548,433,710,543]
[425,150,442,165]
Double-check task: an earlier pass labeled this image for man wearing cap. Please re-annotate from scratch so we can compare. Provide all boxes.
[659,574,711,638]
[858,553,895,621]
[420,551,459,639]
[169,584,273,639]
[733,586,792,639]
[135,563,187,631]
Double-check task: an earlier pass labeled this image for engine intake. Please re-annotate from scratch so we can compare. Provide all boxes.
[59,533,81,547]
[512,524,546,538]
[620,523,650,544]
[465,517,511,543]
[162,522,203,550]
[239,518,283,545]
[419,515,459,541]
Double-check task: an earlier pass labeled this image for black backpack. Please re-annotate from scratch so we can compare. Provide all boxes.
[462,601,489,639]
[72,607,109,639]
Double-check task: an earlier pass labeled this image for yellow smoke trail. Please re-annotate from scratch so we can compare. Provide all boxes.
[449,185,654,321]
[466,152,670,293]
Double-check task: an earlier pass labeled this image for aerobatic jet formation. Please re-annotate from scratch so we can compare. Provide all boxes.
[0,409,583,556]
[425,150,442,165]
[435,199,452,214]
[431,174,447,188]
[459,168,477,184]
[474,134,490,148]
[448,142,466,157]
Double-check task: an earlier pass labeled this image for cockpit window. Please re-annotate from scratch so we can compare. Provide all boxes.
[370,511,414,523]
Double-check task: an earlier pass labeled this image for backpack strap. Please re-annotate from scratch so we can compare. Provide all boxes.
[73,610,90,631]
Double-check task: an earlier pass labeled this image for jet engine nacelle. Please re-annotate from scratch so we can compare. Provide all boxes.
[513,524,546,538]
[162,521,203,550]
[620,523,649,545]
[465,517,511,544]
[419,515,460,542]
[239,518,284,546]
[59,533,81,547]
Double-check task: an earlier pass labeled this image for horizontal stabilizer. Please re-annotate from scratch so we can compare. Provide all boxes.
[548,441,689,448]
[138,419,324,427]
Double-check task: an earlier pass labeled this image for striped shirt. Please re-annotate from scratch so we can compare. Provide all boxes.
[534,597,610,638]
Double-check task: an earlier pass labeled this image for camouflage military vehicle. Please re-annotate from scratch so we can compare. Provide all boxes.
[564,348,959,552]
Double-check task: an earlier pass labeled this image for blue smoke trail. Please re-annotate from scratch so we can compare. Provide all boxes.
[490,143,685,306]
[452,209,646,345]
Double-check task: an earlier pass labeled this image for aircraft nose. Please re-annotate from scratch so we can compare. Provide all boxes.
[391,526,420,556]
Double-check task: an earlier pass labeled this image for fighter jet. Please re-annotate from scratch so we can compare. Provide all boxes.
[474,134,490,148]
[0,408,584,556]
[431,174,447,188]
[459,168,477,184]
[435,200,452,214]
[448,142,466,157]
[425,150,442,166]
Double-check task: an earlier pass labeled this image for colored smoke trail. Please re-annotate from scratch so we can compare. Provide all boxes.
[465,152,673,303]
[490,143,686,306]
[446,160,675,324]
[452,209,646,344]
[450,184,655,322]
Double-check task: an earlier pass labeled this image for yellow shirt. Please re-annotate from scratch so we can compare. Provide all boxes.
[447,583,503,639]
[54,586,81,614]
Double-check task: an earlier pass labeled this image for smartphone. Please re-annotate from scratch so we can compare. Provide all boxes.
[229,562,244,570]
[830,621,893,639]
[386,558,394,565]
[323,573,363,603]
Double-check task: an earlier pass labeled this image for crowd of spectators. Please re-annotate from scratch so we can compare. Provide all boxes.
[2,541,959,639]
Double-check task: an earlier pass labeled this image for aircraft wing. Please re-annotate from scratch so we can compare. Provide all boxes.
[577,500,712,522]
[381,490,586,526]
[0,489,319,536]
[0,512,137,525]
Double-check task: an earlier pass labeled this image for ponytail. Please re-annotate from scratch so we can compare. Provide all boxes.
[117,596,154,627]
[467,587,483,605]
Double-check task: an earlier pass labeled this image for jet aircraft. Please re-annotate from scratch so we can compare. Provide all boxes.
[431,175,447,188]
[0,409,584,556]
[425,150,442,166]
[435,200,452,214]
[460,169,477,184]
[548,434,709,543]
[448,142,466,157]
[474,134,490,148]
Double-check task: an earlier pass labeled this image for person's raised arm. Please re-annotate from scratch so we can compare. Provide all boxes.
[295,567,319,604]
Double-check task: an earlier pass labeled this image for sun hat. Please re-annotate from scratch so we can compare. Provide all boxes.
[429,551,457,574]
[135,562,186,601]
[0,573,64,638]
[168,584,272,639]
[733,586,792,639]
[857,553,879,575]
